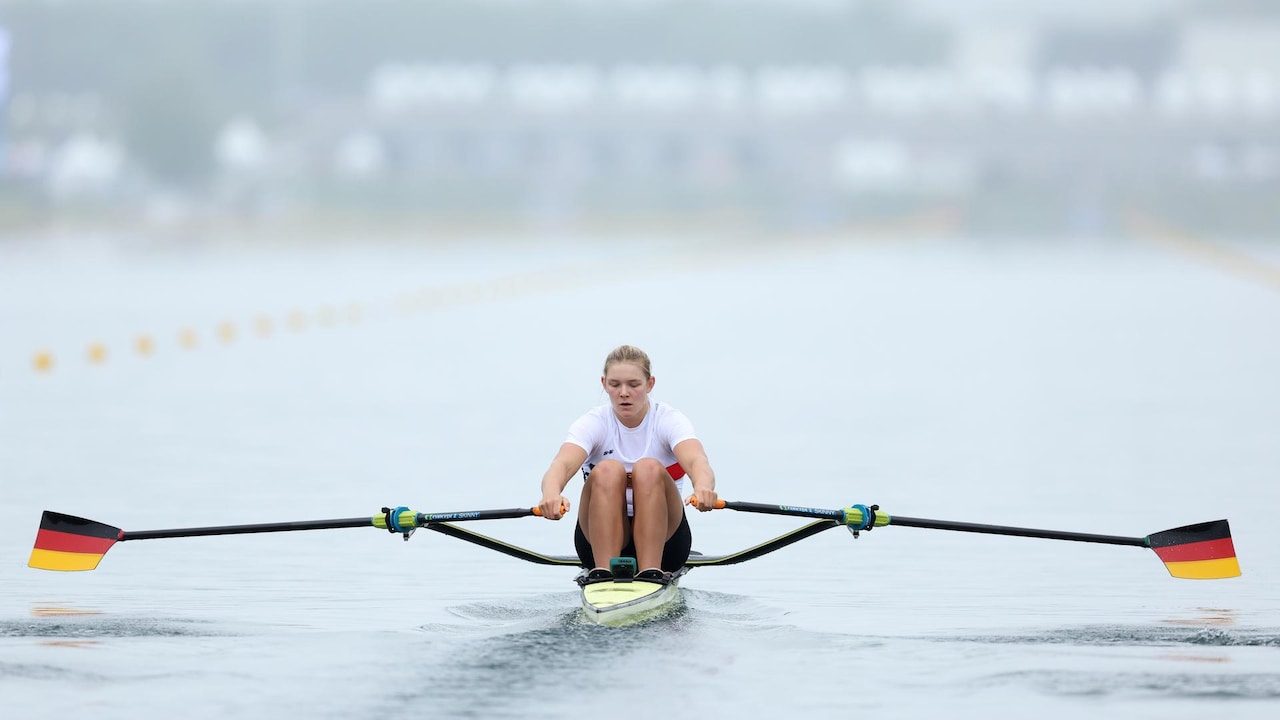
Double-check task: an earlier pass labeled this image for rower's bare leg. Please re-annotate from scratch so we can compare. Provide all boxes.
[580,460,629,568]
[630,458,683,571]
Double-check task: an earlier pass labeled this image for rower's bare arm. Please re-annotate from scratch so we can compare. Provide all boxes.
[674,439,718,512]
[539,443,587,520]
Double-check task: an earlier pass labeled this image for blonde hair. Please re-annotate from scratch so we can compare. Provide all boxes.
[603,344,652,379]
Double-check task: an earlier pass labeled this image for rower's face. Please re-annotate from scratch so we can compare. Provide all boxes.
[602,362,654,426]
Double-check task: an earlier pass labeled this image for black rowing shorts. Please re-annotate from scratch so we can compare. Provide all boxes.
[573,512,691,572]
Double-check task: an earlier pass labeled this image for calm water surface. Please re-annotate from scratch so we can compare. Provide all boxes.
[2,232,1278,718]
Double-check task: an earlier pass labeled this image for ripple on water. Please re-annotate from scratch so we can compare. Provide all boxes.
[981,670,1280,699]
[0,661,114,682]
[0,615,224,639]
[940,624,1280,648]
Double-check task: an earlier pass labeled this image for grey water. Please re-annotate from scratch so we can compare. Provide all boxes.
[2,231,1278,718]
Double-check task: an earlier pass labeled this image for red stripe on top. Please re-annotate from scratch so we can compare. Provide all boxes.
[1152,537,1236,563]
[666,462,686,481]
[34,528,116,555]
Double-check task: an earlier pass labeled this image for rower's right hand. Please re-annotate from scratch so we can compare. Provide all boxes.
[537,496,570,520]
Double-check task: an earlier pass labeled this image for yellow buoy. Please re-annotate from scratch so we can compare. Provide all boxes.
[32,351,55,373]
[135,335,155,356]
[87,343,108,365]
[217,321,236,344]
[179,328,199,349]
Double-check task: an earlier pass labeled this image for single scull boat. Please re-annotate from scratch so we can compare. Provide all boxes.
[577,565,690,626]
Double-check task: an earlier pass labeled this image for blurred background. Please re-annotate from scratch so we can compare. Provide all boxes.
[2,0,1277,242]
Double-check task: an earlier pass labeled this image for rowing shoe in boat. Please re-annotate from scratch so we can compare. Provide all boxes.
[577,561,690,626]
[27,500,1241,627]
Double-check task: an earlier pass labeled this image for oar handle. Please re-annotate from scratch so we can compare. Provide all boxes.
[686,497,726,510]
[530,502,569,518]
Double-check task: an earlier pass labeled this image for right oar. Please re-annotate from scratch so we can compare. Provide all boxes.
[693,499,1241,580]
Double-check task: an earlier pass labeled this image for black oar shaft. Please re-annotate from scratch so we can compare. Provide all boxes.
[722,501,845,521]
[888,515,1147,547]
[716,500,1150,548]
[417,508,538,523]
[123,518,372,541]
[119,507,542,542]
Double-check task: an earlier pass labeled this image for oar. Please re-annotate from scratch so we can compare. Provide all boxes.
[693,499,1241,580]
[28,505,558,572]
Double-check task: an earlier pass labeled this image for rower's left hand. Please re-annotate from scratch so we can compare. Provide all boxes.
[688,488,719,512]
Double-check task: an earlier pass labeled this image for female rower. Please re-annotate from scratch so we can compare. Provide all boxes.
[537,344,719,584]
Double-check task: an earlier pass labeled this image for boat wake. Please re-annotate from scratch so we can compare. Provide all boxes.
[434,587,791,633]
[442,592,578,625]
[679,588,791,624]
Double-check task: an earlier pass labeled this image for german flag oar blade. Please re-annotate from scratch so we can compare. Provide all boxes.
[29,511,122,571]
[1148,519,1241,580]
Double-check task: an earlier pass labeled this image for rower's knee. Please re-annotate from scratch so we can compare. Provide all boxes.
[630,458,669,494]
[631,458,664,481]
[590,460,628,492]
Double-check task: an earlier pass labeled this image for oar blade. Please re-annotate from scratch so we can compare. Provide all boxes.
[1148,519,1240,580]
[29,511,122,572]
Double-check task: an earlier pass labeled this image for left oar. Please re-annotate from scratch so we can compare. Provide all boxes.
[28,505,557,572]
[693,499,1241,580]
